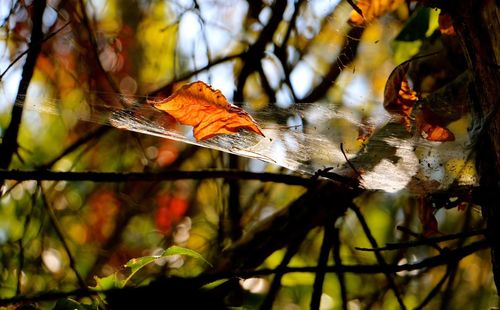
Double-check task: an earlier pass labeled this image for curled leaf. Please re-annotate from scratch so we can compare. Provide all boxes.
[384,61,418,131]
[384,60,456,142]
[150,81,265,141]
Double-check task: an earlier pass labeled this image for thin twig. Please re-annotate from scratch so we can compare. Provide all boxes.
[261,238,303,310]
[77,0,120,95]
[346,0,363,17]
[340,142,363,180]
[233,0,287,102]
[350,204,407,309]
[397,225,443,252]
[39,183,86,288]
[355,229,486,252]
[414,264,453,310]
[0,21,71,80]
[439,264,458,310]
[16,184,38,295]
[332,227,348,310]
[299,26,364,102]
[227,155,243,241]
[16,239,23,296]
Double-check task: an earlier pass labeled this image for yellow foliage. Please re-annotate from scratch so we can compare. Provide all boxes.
[138,2,177,87]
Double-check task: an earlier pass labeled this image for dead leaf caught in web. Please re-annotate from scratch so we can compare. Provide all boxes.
[416,108,455,142]
[150,81,265,141]
[384,61,456,142]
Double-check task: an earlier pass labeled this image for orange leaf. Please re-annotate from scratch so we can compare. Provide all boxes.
[419,122,455,142]
[150,81,265,141]
[349,0,404,26]
[415,108,455,142]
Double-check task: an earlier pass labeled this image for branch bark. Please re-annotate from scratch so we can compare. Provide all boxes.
[216,181,359,272]
[450,0,500,294]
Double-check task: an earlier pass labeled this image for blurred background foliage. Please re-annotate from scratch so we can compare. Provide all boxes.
[0,0,494,309]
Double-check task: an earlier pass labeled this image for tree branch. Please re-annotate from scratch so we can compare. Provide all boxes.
[0,0,46,174]
[234,0,287,102]
[350,204,406,309]
[0,169,317,187]
[450,0,500,294]
[311,222,334,310]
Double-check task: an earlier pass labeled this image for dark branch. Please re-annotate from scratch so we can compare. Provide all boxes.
[39,184,86,288]
[0,169,317,187]
[350,204,407,309]
[311,223,334,310]
[234,0,287,102]
[356,229,486,252]
[260,238,303,310]
[0,0,46,174]
[332,227,348,310]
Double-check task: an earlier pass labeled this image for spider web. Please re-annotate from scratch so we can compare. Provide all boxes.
[15,91,476,194]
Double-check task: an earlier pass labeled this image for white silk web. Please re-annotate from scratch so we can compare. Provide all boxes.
[12,90,477,194]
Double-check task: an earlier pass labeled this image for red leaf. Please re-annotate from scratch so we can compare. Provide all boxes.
[155,194,189,234]
[415,108,455,142]
[419,122,455,142]
[438,13,456,36]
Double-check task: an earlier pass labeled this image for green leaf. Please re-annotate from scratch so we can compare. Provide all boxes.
[161,245,212,267]
[124,256,158,274]
[391,41,422,68]
[394,8,431,42]
[89,246,211,290]
[391,8,441,64]
[53,298,97,310]
[121,245,211,287]
[91,273,120,290]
